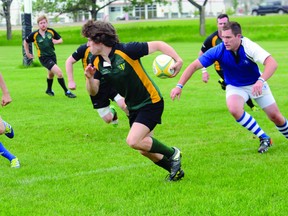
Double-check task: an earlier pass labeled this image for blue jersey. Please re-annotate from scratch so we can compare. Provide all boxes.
[199,37,270,87]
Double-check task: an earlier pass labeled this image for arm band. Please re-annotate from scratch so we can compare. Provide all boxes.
[258,77,265,83]
[176,83,183,89]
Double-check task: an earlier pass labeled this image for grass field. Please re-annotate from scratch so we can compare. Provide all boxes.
[1,17,288,215]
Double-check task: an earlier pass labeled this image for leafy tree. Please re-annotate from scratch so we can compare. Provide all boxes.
[0,0,13,40]
[187,0,208,36]
[33,0,166,21]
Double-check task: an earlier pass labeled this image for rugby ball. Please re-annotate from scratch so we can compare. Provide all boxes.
[152,54,175,79]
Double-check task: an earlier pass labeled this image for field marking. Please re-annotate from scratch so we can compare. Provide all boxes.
[17,163,149,185]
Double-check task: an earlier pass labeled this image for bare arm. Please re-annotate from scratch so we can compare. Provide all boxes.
[147,41,183,77]
[53,38,63,44]
[23,40,33,59]
[84,64,100,96]
[198,50,209,83]
[252,55,278,96]
[170,59,203,100]
[65,56,77,90]
[0,73,12,106]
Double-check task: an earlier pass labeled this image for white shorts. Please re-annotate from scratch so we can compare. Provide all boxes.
[97,94,123,117]
[226,82,275,109]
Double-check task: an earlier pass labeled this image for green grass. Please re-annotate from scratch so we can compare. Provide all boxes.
[1,15,288,46]
[1,19,288,215]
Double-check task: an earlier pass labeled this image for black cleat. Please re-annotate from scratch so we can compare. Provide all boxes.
[65,91,76,98]
[168,147,182,181]
[45,90,54,96]
[258,137,272,153]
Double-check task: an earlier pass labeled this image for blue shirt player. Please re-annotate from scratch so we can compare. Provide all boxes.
[171,21,288,154]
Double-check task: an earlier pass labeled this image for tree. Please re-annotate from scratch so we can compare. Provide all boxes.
[187,0,208,36]
[33,0,166,21]
[0,0,13,40]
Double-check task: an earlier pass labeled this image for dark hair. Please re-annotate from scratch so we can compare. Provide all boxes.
[223,21,242,36]
[217,14,229,20]
[82,20,119,47]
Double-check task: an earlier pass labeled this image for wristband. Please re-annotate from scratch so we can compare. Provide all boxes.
[201,68,207,74]
[176,83,183,89]
[258,77,265,83]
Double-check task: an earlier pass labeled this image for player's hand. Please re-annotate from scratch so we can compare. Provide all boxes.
[170,59,183,77]
[1,94,12,107]
[202,71,209,83]
[68,81,76,90]
[84,64,96,79]
[26,53,34,59]
[252,80,264,97]
[170,87,182,101]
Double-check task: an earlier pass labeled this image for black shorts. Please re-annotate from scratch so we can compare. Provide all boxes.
[90,83,119,109]
[128,99,164,131]
[39,56,57,70]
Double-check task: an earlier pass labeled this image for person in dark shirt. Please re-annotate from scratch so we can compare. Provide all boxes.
[23,15,76,98]
[82,20,184,181]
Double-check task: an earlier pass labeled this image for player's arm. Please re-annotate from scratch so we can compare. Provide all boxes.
[198,50,209,83]
[147,41,183,77]
[170,59,203,100]
[52,38,63,44]
[85,64,100,96]
[23,39,33,59]
[0,73,12,106]
[253,55,278,96]
[65,56,77,90]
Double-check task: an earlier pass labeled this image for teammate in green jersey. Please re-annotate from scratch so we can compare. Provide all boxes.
[82,20,184,181]
[23,15,76,98]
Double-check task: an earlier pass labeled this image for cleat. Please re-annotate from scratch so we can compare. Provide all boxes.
[168,147,182,181]
[65,91,76,98]
[251,106,260,112]
[218,78,226,90]
[11,157,20,168]
[258,137,272,153]
[166,169,184,182]
[4,121,14,139]
[45,90,55,96]
[110,106,118,126]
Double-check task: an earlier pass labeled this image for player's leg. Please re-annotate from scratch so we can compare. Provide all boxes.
[96,106,118,124]
[246,97,259,111]
[126,100,183,181]
[114,94,129,116]
[50,63,76,98]
[226,85,270,153]
[0,117,19,168]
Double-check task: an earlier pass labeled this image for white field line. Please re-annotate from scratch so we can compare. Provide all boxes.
[17,163,149,185]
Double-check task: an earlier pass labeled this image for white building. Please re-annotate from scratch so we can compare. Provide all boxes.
[5,0,227,26]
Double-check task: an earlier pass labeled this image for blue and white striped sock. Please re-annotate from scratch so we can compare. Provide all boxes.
[276,119,288,139]
[236,111,268,138]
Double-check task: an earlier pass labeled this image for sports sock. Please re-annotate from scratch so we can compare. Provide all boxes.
[149,137,174,158]
[57,78,68,93]
[0,142,16,161]
[236,111,266,138]
[154,156,171,172]
[47,78,53,91]
[246,98,255,109]
[276,119,288,139]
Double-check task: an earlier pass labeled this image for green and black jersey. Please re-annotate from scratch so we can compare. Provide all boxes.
[200,30,222,72]
[25,28,61,58]
[71,44,92,70]
[91,42,163,111]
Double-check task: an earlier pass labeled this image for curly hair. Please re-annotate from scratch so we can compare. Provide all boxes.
[82,20,119,47]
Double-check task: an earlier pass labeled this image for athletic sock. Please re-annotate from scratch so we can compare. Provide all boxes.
[149,137,174,158]
[57,78,68,93]
[47,78,53,91]
[276,119,288,139]
[236,111,265,138]
[154,156,171,172]
[246,98,255,109]
[0,142,15,161]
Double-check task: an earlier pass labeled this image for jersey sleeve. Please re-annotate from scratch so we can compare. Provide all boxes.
[199,44,224,68]
[50,28,61,40]
[241,37,270,64]
[25,31,36,43]
[122,42,148,59]
[71,44,86,61]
